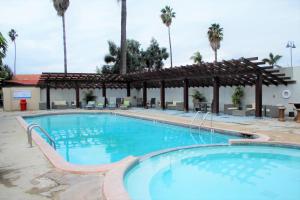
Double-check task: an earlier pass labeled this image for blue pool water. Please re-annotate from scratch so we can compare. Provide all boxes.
[125,145,300,200]
[24,113,239,165]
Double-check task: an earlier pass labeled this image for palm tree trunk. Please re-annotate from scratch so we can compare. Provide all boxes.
[62,13,67,74]
[13,41,16,75]
[168,27,173,68]
[120,0,127,74]
[214,49,217,63]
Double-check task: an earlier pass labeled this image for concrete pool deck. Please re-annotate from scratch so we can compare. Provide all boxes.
[0,110,104,200]
[1,108,300,199]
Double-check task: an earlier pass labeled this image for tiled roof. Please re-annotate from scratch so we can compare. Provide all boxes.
[5,74,41,86]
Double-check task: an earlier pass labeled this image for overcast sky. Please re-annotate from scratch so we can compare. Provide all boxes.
[1,0,300,74]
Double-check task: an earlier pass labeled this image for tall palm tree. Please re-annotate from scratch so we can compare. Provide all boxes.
[0,32,7,66]
[8,29,18,75]
[117,0,127,74]
[262,53,282,67]
[207,23,223,62]
[190,51,203,64]
[52,0,69,73]
[161,6,175,68]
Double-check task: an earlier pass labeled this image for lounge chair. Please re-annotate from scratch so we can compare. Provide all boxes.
[70,101,76,109]
[85,101,95,109]
[166,101,184,111]
[265,105,279,118]
[120,99,131,110]
[95,97,105,109]
[224,104,238,115]
[108,97,117,109]
[245,103,255,116]
[52,100,68,109]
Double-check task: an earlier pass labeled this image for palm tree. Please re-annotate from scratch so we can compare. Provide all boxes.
[190,51,203,64]
[262,53,282,67]
[207,23,223,62]
[117,0,127,74]
[0,32,7,65]
[52,0,69,74]
[8,29,18,75]
[161,6,175,68]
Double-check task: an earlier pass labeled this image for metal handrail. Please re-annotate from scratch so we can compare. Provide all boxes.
[189,111,202,129]
[27,123,56,149]
[189,111,214,133]
[199,112,214,133]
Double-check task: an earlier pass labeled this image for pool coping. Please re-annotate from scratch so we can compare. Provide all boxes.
[102,142,300,200]
[16,110,270,174]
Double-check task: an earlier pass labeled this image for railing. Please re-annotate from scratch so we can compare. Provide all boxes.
[27,123,56,150]
[189,111,214,133]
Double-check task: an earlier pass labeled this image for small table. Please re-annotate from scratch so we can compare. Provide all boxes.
[278,107,286,122]
[289,103,300,123]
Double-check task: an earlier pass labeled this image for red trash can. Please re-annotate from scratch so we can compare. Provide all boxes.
[20,99,27,111]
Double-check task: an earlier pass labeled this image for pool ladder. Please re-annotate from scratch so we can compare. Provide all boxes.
[27,123,56,150]
[189,111,214,133]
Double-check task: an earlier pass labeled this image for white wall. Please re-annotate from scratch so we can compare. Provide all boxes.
[40,88,140,106]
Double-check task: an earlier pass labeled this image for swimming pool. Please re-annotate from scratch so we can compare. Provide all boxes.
[24,113,240,165]
[125,145,300,200]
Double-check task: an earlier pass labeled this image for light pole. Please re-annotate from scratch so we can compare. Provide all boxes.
[286,41,296,67]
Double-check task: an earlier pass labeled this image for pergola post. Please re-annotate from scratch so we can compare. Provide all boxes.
[255,73,263,117]
[143,82,147,108]
[183,79,189,112]
[102,83,106,107]
[46,83,50,109]
[75,83,80,108]
[126,82,131,97]
[160,80,165,110]
[212,77,220,114]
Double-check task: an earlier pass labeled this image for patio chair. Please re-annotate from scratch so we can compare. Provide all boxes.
[150,98,156,108]
[166,101,177,110]
[108,97,117,109]
[116,97,123,108]
[96,97,105,110]
[52,100,68,109]
[166,101,184,110]
[245,103,255,116]
[224,104,238,115]
[69,101,76,109]
[120,99,131,110]
[265,105,279,118]
[85,101,95,109]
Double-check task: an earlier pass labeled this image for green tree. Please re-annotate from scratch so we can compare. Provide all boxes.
[102,40,142,74]
[0,65,13,80]
[262,53,282,67]
[101,39,169,74]
[95,66,102,74]
[161,6,175,68]
[8,29,18,75]
[0,32,7,65]
[207,23,223,62]
[117,0,127,74]
[142,38,169,70]
[190,51,203,64]
[52,0,69,73]
[0,32,12,81]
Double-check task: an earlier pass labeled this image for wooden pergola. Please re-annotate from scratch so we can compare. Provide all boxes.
[39,57,295,117]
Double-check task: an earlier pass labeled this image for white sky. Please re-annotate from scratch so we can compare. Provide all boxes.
[1,0,300,74]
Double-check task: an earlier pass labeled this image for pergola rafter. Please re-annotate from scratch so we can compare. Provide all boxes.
[37,57,295,116]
